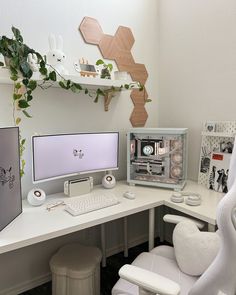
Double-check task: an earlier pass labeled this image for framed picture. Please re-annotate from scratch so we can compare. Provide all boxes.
[0,127,22,231]
[74,59,100,78]
[219,140,234,154]
[205,121,216,133]
[208,152,231,193]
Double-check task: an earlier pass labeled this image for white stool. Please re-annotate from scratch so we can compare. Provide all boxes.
[50,244,102,295]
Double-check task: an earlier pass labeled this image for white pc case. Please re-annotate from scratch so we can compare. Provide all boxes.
[127,128,188,190]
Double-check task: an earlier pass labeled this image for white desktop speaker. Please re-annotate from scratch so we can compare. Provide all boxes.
[102,174,116,189]
[27,188,46,206]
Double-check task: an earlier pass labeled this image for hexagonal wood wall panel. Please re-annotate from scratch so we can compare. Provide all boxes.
[79,17,149,127]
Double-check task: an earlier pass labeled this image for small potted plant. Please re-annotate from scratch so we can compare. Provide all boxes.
[96,59,113,79]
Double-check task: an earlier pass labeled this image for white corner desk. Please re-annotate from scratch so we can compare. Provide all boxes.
[0,180,223,266]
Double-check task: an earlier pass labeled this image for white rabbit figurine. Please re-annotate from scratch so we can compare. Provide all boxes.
[27,53,39,72]
[47,34,68,75]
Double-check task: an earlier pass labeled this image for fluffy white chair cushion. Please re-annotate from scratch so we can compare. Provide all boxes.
[173,221,220,276]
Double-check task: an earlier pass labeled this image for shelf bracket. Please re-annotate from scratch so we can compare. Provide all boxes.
[104,90,115,112]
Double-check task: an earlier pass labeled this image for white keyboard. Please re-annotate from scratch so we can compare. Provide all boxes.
[65,193,120,216]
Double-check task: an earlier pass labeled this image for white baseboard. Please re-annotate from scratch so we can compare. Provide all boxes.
[0,273,51,295]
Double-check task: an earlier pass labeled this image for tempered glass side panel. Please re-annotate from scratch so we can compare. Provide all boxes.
[127,128,187,189]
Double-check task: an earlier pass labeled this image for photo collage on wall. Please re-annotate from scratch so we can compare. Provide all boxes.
[200,139,234,184]
[208,152,231,193]
[198,121,236,192]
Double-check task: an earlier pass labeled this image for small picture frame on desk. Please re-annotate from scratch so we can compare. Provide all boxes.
[205,121,216,133]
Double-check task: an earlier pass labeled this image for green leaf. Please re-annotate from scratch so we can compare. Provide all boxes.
[139,84,144,91]
[70,85,78,93]
[39,66,47,76]
[10,66,18,75]
[15,82,22,89]
[145,99,152,103]
[28,80,37,90]
[15,117,21,125]
[124,84,129,90]
[74,83,82,90]
[10,75,18,81]
[21,138,26,145]
[26,94,33,101]
[22,110,32,118]
[18,99,30,109]
[39,60,46,68]
[84,88,88,94]
[13,93,22,100]
[22,79,29,86]
[107,64,113,72]
[66,79,71,89]
[94,95,99,103]
[11,26,23,43]
[96,59,105,66]
[49,71,57,81]
[97,88,105,97]
[59,81,66,89]
[0,61,4,66]
[20,61,32,78]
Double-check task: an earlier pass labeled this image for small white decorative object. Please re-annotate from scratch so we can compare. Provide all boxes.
[205,121,216,132]
[27,188,46,206]
[47,34,68,75]
[114,71,128,80]
[27,53,39,72]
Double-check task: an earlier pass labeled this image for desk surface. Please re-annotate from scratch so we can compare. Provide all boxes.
[0,181,223,254]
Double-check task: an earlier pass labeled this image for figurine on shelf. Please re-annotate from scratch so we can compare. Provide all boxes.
[74,58,99,78]
[27,53,39,72]
[96,59,113,79]
[47,34,68,75]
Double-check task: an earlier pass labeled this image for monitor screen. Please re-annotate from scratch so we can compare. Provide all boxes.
[0,127,22,231]
[32,132,119,183]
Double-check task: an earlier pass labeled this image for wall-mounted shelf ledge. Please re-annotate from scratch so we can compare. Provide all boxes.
[0,68,137,89]
[201,131,236,138]
[0,68,139,111]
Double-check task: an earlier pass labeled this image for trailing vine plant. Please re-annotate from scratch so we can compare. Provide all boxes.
[0,27,144,177]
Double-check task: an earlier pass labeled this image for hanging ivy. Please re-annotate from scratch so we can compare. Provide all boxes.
[0,26,144,177]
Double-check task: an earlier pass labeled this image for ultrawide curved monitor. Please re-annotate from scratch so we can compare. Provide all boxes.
[32,132,119,183]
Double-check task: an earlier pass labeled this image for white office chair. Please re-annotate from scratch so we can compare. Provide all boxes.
[112,143,236,295]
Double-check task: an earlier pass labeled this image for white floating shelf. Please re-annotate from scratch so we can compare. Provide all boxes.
[0,68,139,111]
[201,131,236,138]
[63,74,137,90]
[0,68,138,89]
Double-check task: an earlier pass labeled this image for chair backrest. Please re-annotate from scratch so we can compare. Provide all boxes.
[189,137,236,295]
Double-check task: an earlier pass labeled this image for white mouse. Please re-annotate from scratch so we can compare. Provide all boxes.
[123,191,135,200]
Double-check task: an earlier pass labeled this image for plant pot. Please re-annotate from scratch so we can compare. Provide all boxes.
[101,68,111,79]
[4,57,10,68]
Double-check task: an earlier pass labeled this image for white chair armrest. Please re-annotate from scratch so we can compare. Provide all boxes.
[163,214,205,229]
[119,264,180,295]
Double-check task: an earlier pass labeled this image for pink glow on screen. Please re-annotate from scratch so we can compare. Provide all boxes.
[32,132,119,182]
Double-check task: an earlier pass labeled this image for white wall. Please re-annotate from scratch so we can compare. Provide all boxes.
[158,0,236,180]
[0,0,159,293]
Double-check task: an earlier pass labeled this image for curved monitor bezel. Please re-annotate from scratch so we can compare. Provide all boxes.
[32,131,119,183]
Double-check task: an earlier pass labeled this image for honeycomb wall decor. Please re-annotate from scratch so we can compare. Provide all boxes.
[79,16,149,127]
